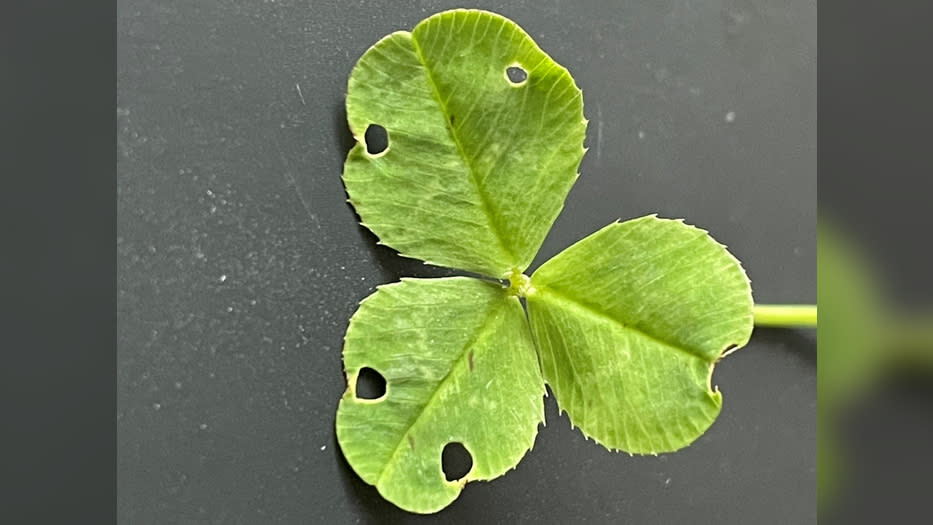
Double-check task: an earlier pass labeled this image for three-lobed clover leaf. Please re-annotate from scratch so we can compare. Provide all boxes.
[336,9,754,514]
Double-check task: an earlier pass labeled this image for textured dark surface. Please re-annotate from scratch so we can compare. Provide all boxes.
[117,0,815,523]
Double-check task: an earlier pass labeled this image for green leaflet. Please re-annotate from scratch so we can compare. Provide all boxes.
[337,8,756,514]
[343,9,586,278]
[527,216,753,453]
[336,277,544,514]
[816,219,884,405]
[815,219,885,508]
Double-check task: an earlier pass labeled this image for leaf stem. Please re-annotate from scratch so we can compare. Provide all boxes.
[753,304,817,328]
[508,271,533,297]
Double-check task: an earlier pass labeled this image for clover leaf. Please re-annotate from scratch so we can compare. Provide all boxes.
[527,216,753,454]
[342,9,586,278]
[336,277,543,513]
[336,9,754,514]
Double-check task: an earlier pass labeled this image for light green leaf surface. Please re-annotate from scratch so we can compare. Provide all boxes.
[816,219,885,406]
[816,218,885,508]
[336,277,544,513]
[527,215,754,454]
[343,9,587,278]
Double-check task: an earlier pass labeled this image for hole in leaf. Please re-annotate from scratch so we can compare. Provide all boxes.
[720,343,741,359]
[364,124,388,155]
[355,367,386,400]
[442,442,472,481]
[506,65,528,85]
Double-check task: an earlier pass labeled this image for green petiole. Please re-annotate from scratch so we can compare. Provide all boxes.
[753,304,818,328]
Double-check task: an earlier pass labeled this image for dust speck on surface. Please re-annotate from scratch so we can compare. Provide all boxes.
[724,111,736,123]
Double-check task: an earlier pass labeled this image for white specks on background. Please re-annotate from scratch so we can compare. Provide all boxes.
[295,83,306,106]
[219,274,227,283]
[595,103,603,162]
[199,423,208,431]
[291,454,305,472]
[637,130,645,140]
[174,381,183,390]
[320,445,327,451]
[152,402,162,411]
[724,111,736,123]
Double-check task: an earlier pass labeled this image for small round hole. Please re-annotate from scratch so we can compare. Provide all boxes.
[354,367,386,400]
[506,66,527,85]
[364,124,388,155]
[441,442,472,482]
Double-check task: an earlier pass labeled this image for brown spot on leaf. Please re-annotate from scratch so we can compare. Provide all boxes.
[407,435,415,449]
[468,350,474,372]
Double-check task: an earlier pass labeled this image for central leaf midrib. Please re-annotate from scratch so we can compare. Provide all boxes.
[375,296,508,486]
[532,285,714,363]
[409,33,517,275]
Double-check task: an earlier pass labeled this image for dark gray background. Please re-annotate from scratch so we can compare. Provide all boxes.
[117,0,815,523]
